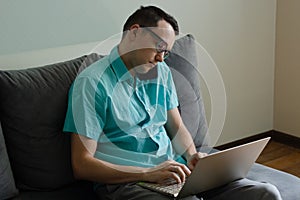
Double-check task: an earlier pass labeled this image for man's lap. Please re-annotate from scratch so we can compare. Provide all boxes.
[95,178,281,200]
[95,182,200,200]
[199,178,282,200]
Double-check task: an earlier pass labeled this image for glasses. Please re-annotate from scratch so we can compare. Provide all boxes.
[142,27,170,59]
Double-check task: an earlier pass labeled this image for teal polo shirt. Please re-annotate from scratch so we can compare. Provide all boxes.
[63,46,186,167]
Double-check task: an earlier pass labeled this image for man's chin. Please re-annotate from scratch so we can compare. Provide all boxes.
[134,64,154,74]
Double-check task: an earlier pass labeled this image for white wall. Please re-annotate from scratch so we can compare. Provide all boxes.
[0,0,277,145]
[274,0,300,138]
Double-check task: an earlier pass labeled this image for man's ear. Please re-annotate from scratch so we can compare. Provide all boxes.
[129,24,140,38]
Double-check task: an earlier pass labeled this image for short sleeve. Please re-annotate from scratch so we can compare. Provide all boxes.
[63,76,106,141]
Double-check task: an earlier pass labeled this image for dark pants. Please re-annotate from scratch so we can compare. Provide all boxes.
[95,178,282,200]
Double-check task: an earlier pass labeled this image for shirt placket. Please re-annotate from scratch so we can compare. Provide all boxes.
[134,77,168,156]
[134,77,151,126]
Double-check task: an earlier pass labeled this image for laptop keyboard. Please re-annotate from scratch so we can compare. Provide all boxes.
[137,180,185,197]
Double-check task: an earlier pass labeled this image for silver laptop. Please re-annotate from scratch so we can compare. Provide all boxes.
[137,137,270,199]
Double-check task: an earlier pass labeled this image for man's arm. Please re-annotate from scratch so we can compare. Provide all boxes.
[71,133,191,184]
[165,108,207,170]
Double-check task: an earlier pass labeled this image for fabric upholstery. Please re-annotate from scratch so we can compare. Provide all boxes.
[247,163,300,200]
[11,181,97,200]
[0,122,19,199]
[0,54,102,191]
[165,34,209,148]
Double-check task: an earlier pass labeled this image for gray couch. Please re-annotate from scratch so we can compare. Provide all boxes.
[1,35,300,200]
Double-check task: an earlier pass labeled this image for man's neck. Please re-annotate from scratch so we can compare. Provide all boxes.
[118,43,136,77]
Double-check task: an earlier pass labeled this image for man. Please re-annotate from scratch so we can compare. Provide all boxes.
[64,6,282,200]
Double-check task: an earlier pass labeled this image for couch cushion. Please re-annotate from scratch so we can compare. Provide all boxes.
[11,181,97,200]
[248,163,300,200]
[0,54,102,191]
[165,34,208,148]
[0,121,19,199]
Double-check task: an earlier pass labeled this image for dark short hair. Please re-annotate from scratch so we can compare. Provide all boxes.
[123,6,179,35]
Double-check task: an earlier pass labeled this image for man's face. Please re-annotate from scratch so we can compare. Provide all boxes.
[131,20,176,74]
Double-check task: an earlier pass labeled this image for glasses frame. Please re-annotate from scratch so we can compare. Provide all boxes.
[142,27,170,59]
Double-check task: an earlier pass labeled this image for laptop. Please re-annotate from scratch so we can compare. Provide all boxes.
[137,137,270,199]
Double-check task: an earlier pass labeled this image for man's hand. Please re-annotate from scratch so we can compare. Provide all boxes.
[187,152,208,170]
[143,160,191,184]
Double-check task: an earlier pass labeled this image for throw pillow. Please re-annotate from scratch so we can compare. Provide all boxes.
[165,34,209,148]
[0,54,102,190]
